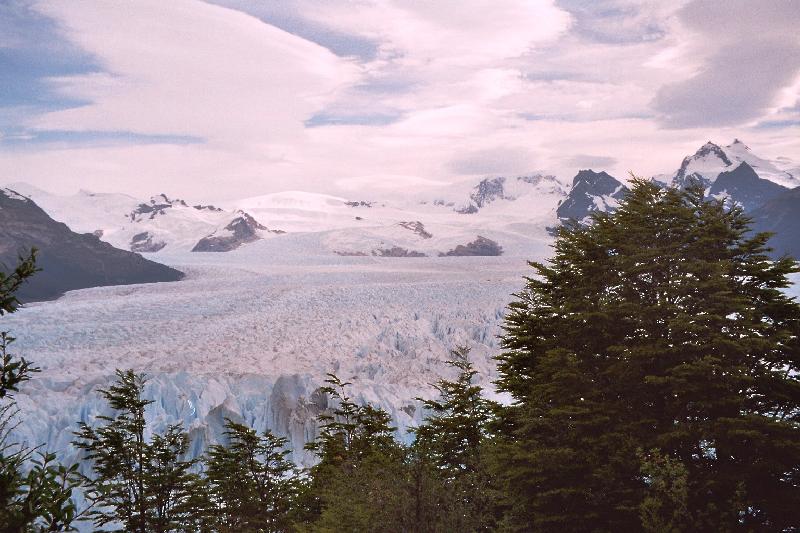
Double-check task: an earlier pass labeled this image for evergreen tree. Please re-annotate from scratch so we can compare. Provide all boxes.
[297,373,408,532]
[1,250,39,399]
[413,346,499,531]
[0,251,83,532]
[496,180,800,531]
[74,370,201,532]
[205,419,300,532]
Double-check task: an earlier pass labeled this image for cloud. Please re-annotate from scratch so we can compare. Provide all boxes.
[555,0,673,44]
[448,147,539,176]
[564,154,618,169]
[0,0,798,200]
[26,0,361,144]
[653,0,800,128]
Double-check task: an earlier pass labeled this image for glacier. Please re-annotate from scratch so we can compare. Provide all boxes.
[2,239,542,468]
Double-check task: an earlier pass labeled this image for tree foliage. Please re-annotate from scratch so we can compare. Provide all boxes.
[496,180,800,531]
[0,250,83,532]
[74,370,200,532]
[205,419,300,532]
[413,346,499,531]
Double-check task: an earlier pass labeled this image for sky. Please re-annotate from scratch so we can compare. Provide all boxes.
[0,0,798,201]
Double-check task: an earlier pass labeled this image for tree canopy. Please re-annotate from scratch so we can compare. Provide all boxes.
[496,180,800,531]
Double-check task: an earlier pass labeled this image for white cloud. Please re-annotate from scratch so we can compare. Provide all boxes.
[28,0,361,143]
[0,0,798,201]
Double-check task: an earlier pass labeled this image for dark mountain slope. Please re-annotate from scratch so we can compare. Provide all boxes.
[750,187,800,259]
[557,170,627,223]
[708,162,788,212]
[0,189,183,302]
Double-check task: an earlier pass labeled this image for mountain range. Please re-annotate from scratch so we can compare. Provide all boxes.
[2,139,799,300]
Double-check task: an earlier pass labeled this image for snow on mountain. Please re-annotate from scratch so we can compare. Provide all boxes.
[724,139,799,188]
[667,140,798,189]
[440,174,567,215]
[556,169,627,223]
[3,185,283,254]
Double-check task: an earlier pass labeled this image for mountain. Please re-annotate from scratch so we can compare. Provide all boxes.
[750,187,800,259]
[708,162,788,212]
[192,212,284,252]
[666,140,798,190]
[0,189,183,302]
[6,185,283,254]
[557,169,627,223]
[454,174,566,214]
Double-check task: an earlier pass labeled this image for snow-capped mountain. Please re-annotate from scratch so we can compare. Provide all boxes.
[0,188,183,301]
[453,174,566,214]
[708,162,788,212]
[664,140,798,189]
[557,169,627,223]
[5,185,284,254]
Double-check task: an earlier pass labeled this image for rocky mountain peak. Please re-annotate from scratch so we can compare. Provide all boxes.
[191,211,280,253]
[730,138,749,150]
[694,141,731,164]
[557,169,627,223]
[1,188,31,203]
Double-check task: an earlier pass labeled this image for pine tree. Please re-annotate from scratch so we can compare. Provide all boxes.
[74,370,201,532]
[413,346,499,531]
[495,180,800,531]
[205,419,300,532]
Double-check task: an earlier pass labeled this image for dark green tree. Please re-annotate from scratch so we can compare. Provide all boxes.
[74,370,201,532]
[413,346,499,531]
[297,374,408,532]
[1,250,39,399]
[495,180,800,531]
[1,250,84,532]
[205,419,300,532]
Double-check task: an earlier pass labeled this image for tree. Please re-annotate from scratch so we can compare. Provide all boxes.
[496,180,800,531]
[205,419,300,532]
[297,374,408,532]
[413,346,499,531]
[1,250,39,399]
[0,250,83,532]
[74,370,200,532]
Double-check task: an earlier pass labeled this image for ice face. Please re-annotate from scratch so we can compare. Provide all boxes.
[2,249,532,468]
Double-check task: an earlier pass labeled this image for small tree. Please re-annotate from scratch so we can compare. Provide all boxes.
[74,370,200,532]
[297,374,408,532]
[1,250,39,399]
[205,419,300,532]
[413,346,499,531]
